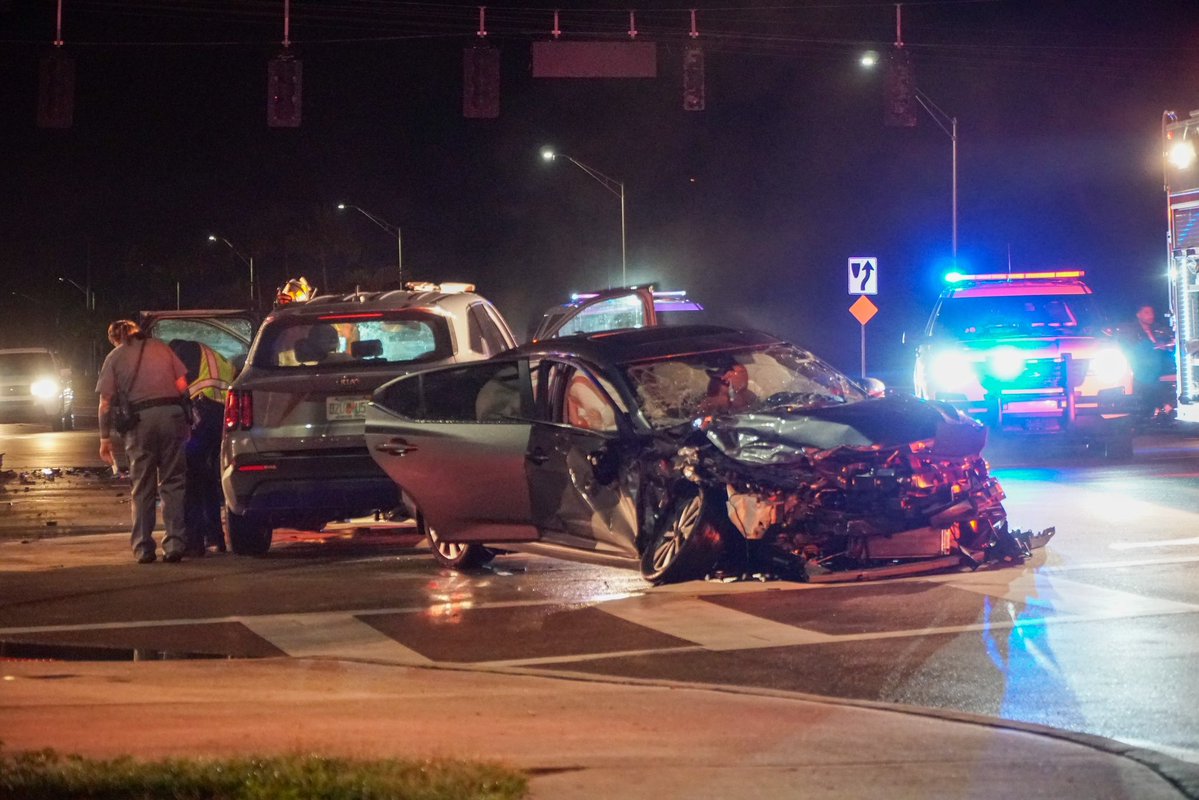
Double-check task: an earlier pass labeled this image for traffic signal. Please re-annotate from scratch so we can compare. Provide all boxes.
[683,43,705,112]
[267,54,302,128]
[463,46,500,119]
[884,46,916,128]
[37,52,75,128]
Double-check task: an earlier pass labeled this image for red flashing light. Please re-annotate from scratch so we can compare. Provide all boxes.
[962,270,1085,281]
[236,464,277,472]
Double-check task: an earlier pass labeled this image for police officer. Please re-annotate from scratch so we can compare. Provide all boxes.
[1127,304,1176,420]
[169,339,236,556]
[97,320,191,564]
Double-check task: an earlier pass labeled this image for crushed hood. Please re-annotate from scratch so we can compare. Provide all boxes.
[704,394,987,465]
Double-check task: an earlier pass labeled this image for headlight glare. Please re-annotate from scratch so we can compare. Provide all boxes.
[30,378,60,399]
[1088,348,1131,386]
[930,351,976,390]
[987,346,1026,381]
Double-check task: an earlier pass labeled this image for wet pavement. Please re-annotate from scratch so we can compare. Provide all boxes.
[3,420,1199,796]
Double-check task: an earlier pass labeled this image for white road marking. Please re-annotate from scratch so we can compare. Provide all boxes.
[1109,536,1199,551]
[944,572,1199,619]
[238,613,432,665]
[600,595,835,650]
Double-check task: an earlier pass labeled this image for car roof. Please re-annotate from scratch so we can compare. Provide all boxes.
[513,324,783,364]
[265,288,490,321]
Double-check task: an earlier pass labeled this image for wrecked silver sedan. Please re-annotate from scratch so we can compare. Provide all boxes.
[365,325,1050,584]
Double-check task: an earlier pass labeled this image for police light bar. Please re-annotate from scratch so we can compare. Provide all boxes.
[945,270,1085,283]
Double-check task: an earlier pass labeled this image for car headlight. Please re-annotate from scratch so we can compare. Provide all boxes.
[30,378,60,399]
[987,346,1026,381]
[1088,347,1131,386]
[930,351,976,391]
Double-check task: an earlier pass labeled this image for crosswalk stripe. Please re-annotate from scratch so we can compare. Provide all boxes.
[943,572,1199,618]
[599,595,836,650]
[239,613,432,665]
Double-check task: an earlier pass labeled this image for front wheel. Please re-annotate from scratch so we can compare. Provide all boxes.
[223,507,273,556]
[420,513,494,569]
[640,488,726,585]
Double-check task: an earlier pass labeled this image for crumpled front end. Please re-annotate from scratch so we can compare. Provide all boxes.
[681,395,1051,579]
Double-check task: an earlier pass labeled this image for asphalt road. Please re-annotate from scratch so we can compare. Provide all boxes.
[2,420,1199,767]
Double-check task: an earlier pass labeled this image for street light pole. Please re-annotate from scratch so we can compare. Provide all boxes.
[913,89,959,263]
[541,148,627,288]
[337,204,403,284]
[208,235,255,305]
[58,276,94,310]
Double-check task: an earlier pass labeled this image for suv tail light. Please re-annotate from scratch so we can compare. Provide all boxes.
[224,389,253,430]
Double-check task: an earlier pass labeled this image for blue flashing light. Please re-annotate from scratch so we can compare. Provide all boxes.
[945,271,966,283]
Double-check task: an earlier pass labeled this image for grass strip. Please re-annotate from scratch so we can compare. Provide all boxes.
[0,746,528,800]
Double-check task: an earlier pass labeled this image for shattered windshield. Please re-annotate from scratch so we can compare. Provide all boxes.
[935,294,1104,338]
[624,344,866,428]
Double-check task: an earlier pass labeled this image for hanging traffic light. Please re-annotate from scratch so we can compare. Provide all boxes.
[267,53,302,127]
[463,46,500,119]
[37,51,74,128]
[884,46,916,128]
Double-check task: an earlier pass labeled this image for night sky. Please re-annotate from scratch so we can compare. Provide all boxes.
[3,0,1198,382]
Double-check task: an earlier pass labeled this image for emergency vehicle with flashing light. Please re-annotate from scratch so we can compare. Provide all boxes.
[913,270,1137,454]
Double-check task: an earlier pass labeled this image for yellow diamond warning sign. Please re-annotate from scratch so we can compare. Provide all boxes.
[849,295,878,325]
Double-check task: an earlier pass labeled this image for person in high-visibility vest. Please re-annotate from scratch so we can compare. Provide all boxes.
[169,339,237,555]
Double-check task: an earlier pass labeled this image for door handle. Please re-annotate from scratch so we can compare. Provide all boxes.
[525,448,549,465]
[375,438,418,456]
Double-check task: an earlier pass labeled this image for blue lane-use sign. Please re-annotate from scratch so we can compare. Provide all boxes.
[848,257,878,295]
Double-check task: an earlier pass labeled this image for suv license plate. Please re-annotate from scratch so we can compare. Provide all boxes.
[326,396,370,421]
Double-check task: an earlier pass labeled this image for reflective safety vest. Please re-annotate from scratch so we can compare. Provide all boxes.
[190,343,236,403]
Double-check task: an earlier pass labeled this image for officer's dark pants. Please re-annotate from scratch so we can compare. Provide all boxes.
[124,404,189,559]
[184,399,226,552]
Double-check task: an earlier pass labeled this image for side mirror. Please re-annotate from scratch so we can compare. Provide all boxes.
[861,377,886,398]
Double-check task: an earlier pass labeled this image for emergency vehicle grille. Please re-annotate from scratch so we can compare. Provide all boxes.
[1012,358,1062,390]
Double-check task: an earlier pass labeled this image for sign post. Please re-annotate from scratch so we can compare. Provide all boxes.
[847,257,879,379]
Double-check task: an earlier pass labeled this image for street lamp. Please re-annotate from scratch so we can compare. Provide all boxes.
[58,276,95,310]
[207,234,255,305]
[541,147,627,288]
[337,203,403,284]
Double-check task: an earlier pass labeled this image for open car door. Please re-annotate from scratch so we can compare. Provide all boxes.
[531,287,657,341]
[364,358,541,544]
[138,309,259,371]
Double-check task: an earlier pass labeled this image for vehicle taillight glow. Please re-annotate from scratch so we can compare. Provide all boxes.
[225,389,253,431]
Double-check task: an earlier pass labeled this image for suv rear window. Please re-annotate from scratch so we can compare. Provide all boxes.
[933,294,1105,338]
[255,310,452,369]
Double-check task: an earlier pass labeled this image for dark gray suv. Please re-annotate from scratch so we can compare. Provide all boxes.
[220,283,517,555]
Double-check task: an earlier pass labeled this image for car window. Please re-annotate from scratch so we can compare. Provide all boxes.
[563,370,619,432]
[933,294,1104,338]
[375,360,530,423]
[257,310,451,368]
[625,344,865,428]
[555,294,650,337]
[467,302,510,357]
[149,318,252,363]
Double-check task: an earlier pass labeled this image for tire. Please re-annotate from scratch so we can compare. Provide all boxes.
[420,513,494,570]
[639,488,726,585]
[223,507,273,556]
